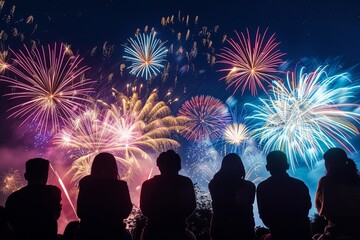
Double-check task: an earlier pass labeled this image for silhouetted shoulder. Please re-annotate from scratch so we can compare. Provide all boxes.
[46,185,62,195]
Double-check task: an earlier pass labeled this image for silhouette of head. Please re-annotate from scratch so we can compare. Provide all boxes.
[156,150,181,175]
[24,158,49,185]
[218,153,245,179]
[266,151,289,176]
[91,152,119,179]
[323,148,348,176]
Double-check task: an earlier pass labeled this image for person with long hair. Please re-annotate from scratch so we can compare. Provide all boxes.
[209,153,256,240]
[315,148,360,239]
[76,152,133,240]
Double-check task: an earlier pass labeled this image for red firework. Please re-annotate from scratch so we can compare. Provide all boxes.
[178,95,232,141]
[217,28,285,96]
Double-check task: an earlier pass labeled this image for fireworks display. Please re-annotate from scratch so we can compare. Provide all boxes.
[246,67,360,169]
[217,28,285,96]
[0,43,94,133]
[0,2,360,231]
[178,95,232,141]
[56,89,183,186]
[123,32,168,80]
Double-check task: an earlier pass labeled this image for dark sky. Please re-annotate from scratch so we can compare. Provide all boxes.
[9,0,360,63]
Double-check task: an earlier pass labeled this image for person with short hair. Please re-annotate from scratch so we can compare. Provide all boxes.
[256,151,312,240]
[5,158,62,240]
[140,150,197,240]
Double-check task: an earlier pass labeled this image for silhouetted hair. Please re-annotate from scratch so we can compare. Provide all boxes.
[91,152,119,179]
[214,153,245,180]
[266,151,289,172]
[25,158,49,182]
[156,150,181,174]
[323,148,359,179]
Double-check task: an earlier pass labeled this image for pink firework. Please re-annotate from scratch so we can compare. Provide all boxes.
[0,43,94,133]
[178,95,232,141]
[217,28,285,96]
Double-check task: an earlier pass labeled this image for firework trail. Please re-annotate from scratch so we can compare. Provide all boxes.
[246,66,360,170]
[178,95,232,141]
[56,89,184,186]
[0,43,94,133]
[217,28,285,96]
[124,32,168,80]
[49,163,77,218]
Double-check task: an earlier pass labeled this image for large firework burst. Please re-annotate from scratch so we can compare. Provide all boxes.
[123,32,168,80]
[57,90,183,185]
[217,28,285,96]
[178,95,232,141]
[0,43,94,133]
[246,66,360,169]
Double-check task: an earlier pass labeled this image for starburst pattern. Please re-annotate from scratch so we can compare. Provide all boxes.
[223,123,249,145]
[246,67,360,169]
[178,95,232,141]
[217,28,285,95]
[0,43,94,132]
[124,32,168,80]
[57,90,183,185]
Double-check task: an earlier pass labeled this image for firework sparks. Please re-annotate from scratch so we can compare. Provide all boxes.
[217,28,285,96]
[0,43,94,133]
[178,95,232,141]
[246,66,360,169]
[123,32,168,80]
[1,169,25,195]
[223,123,249,145]
[0,50,9,73]
[56,90,183,186]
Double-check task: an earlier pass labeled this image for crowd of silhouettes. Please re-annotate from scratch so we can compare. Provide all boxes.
[1,147,360,240]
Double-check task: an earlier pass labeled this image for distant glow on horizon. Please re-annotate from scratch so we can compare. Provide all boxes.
[124,32,168,80]
[246,66,360,170]
[217,28,285,96]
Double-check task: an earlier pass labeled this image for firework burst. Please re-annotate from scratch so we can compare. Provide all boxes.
[0,43,94,133]
[246,66,360,169]
[217,28,285,96]
[1,169,25,195]
[56,89,183,185]
[178,95,232,141]
[124,32,168,80]
[223,123,249,145]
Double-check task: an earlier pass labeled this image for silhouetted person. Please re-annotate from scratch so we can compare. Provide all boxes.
[0,205,12,240]
[5,158,62,240]
[63,220,80,240]
[77,152,133,240]
[315,148,360,239]
[257,151,311,240]
[209,153,255,240]
[140,150,197,240]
